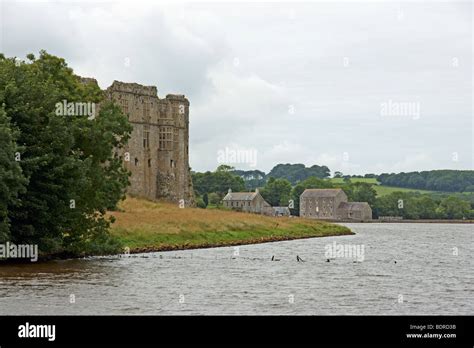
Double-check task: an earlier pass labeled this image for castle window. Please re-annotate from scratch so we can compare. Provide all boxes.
[144,102,150,119]
[121,99,129,114]
[159,127,173,151]
[148,159,151,167]
[170,159,174,168]
[134,158,139,166]
[143,126,150,149]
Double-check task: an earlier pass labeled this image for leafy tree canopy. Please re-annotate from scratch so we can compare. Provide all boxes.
[0,51,132,255]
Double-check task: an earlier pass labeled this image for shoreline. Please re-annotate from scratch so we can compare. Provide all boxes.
[0,229,354,264]
[119,230,355,255]
[108,197,353,262]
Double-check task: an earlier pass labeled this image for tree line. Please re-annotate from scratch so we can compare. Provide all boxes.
[234,166,474,194]
[231,163,330,190]
[193,167,474,219]
[0,51,131,256]
[376,170,474,192]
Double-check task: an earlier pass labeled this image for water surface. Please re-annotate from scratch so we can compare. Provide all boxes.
[0,223,472,315]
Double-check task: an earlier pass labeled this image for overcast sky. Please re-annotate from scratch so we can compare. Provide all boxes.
[1,0,472,174]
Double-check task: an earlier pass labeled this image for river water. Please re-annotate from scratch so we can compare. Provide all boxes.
[0,223,472,315]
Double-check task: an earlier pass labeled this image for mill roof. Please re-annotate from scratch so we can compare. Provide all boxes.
[301,188,345,198]
[338,202,370,211]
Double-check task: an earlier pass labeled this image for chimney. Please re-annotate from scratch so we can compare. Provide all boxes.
[255,188,259,193]
[228,188,232,194]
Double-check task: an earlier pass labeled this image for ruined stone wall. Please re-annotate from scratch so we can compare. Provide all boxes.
[105,81,194,206]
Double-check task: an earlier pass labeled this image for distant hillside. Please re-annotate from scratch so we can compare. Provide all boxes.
[232,163,330,189]
[230,166,474,195]
[328,177,435,196]
[377,170,474,192]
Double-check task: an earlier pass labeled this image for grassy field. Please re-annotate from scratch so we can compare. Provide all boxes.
[329,178,379,184]
[372,185,434,196]
[108,197,353,253]
[328,178,435,196]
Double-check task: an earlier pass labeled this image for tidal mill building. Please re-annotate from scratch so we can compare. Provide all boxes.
[299,188,372,221]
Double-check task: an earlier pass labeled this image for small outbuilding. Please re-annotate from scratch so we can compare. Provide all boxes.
[270,206,291,217]
[336,202,372,221]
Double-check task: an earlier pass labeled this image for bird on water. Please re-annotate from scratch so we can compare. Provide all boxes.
[296,255,305,262]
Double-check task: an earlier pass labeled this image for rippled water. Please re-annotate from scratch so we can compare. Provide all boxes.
[0,223,472,315]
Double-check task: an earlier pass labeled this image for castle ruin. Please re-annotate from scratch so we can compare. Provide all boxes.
[104,80,194,206]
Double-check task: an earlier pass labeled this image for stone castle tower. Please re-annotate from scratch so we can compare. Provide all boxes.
[104,81,194,206]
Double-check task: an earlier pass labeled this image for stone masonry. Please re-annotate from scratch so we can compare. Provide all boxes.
[300,188,372,221]
[104,80,195,206]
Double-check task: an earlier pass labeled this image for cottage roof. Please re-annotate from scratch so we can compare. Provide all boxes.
[301,188,345,198]
[338,202,370,211]
[223,192,257,201]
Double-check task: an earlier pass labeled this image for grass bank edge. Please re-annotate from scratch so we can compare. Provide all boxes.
[112,223,353,253]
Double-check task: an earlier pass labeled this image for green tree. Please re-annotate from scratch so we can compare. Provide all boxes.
[438,196,471,219]
[372,192,409,218]
[216,164,234,172]
[231,169,266,190]
[260,177,292,206]
[344,182,377,207]
[464,185,474,192]
[0,51,132,255]
[192,167,245,198]
[372,192,466,220]
[195,196,207,209]
[412,196,437,219]
[208,192,221,206]
[0,107,27,242]
[377,170,474,192]
[267,163,330,184]
[202,193,209,207]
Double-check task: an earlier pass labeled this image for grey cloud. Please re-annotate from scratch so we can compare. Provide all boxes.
[0,0,471,174]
